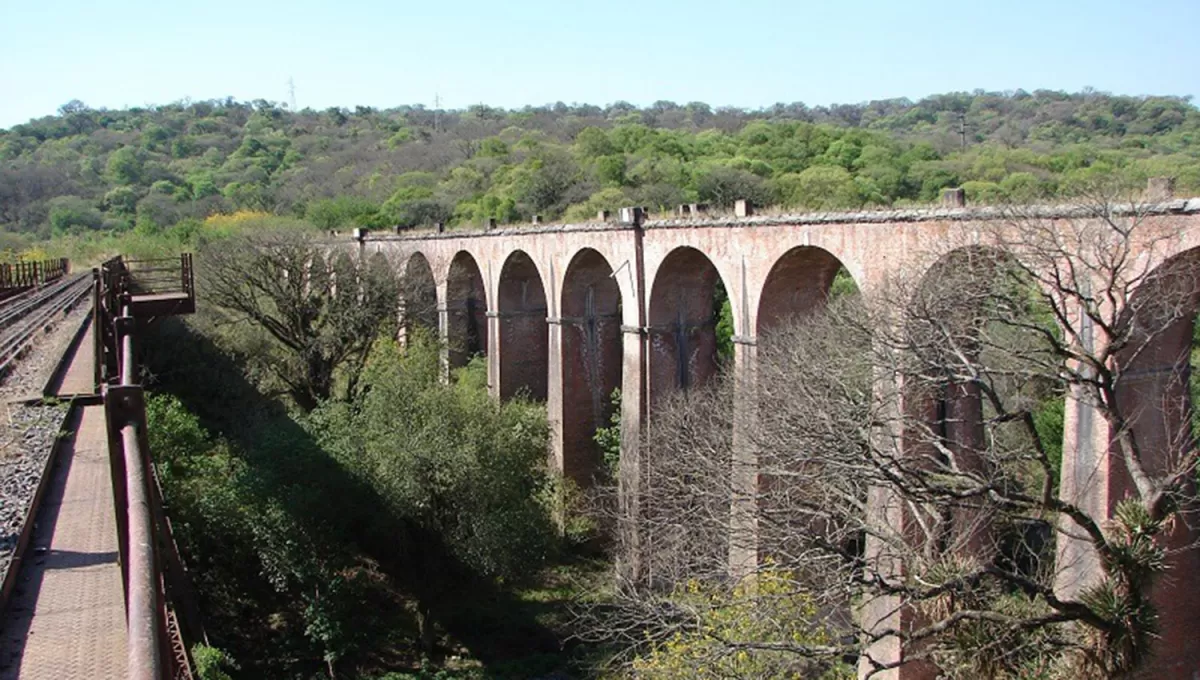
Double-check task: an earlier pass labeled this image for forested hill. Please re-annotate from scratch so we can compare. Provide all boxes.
[2,90,1198,243]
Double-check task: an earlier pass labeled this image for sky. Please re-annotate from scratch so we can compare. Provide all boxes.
[1,0,1197,129]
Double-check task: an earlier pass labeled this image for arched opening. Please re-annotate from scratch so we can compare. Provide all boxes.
[757,246,857,338]
[647,247,729,405]
[753,247,860,569]
[642,247,733,584]
[904,247,1006,556]
[560,248,622,486]
[1110,247,1200,664]
[497,250,548,401]
[402,252,438,341]
[1114,248,1200,497]
[902,246,1067,563]
[331,251,356,303]
[446,251,487,371]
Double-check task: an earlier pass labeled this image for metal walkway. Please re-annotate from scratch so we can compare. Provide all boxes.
[0,334,126,678]
[0,254,201,680]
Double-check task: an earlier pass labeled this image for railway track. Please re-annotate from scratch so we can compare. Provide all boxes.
[0,273,92,376]
[0,273,78,327]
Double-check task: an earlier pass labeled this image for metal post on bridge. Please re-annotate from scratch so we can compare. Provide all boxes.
[96,253,202,679]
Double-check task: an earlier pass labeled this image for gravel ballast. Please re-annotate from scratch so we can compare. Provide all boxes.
[0,303,91,589]
[0,402,68,580]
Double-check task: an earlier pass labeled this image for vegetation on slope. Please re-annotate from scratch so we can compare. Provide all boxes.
[2,90,1198,253]
[139,230,607,678]
[146,319,602,678]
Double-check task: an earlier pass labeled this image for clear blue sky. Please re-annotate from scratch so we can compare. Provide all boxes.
[1,0,1197,129]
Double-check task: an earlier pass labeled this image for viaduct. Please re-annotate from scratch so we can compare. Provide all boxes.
[338,185,1200,678]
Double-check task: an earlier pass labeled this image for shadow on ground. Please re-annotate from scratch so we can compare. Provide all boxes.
[140,316,575,677]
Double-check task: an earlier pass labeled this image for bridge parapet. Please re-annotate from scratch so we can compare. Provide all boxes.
[351,195,1200,243]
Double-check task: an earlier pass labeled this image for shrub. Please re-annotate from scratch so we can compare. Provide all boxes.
[630,569,853,679]
[308,337,558,581]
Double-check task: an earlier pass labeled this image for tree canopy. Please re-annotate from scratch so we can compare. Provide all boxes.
[1,91,1197,240]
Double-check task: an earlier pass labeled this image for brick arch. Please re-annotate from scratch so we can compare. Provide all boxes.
[329,246,353,283]
[560,248,623,485]
[403,252,438,338]
[446,250,488,370]
[904,245,1020,558]
[648,246,728,405]
[756,246,854,337]
[1112,246,1200,467]
[497,250,548,401]
[1105,246,1200,671]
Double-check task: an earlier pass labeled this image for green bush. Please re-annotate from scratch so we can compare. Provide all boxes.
[146,391,382,676]
[308,337,557,581]
[192,644,237,680]
[305,195,380,230]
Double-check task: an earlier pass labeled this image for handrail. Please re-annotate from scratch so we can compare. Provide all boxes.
[118,345,163,679]
[0,258,69,297]
[96,254,200,680]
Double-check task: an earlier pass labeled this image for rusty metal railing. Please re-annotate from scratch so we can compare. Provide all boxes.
[0,258,69,302]
[121,255,194,296]
[96,255,202,679]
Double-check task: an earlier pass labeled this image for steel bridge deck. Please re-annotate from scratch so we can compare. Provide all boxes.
[0,335,126,678]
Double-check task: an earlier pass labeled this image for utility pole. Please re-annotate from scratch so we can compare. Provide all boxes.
[958,112,967,150]
[434,92,441,133]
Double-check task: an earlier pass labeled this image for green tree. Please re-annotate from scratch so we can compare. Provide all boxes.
[575,126,615,157]
[962,180,1008,204]
[310,339,556,580]
[629,570,852,679]
[510,151,581,216]
[103,185,140,216]
[106,147,146,185]
[222,181,273,211]
[48,196,103,234]
[380,173,450,228]
[306,196,380,230]
[563,187,629,222]
[594,154,628,186]
[187,171,219,199]
[776,165,860,209]
[695,164,772,208]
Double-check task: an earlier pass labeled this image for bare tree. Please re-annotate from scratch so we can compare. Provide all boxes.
[587,191,1200,679]
[201,230,400,410]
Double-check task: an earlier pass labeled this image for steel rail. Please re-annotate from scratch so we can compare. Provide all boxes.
[0,274,87,329]
[0,276,92,375]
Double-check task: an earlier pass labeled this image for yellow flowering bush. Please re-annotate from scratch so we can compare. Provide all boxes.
[202,210,298,237]
[630,569,853,679]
